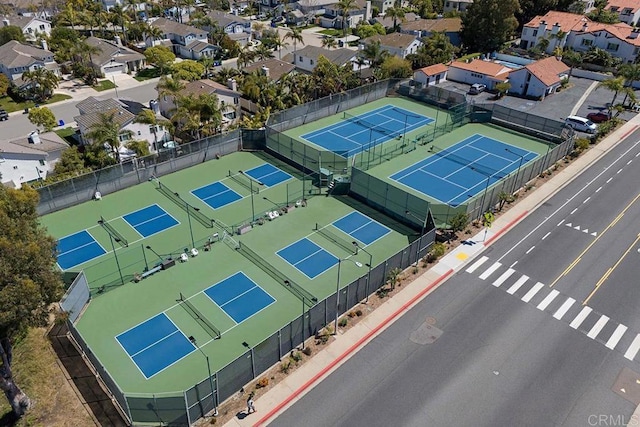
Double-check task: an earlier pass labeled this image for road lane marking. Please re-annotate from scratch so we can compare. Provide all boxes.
[521,282,544,303]
[570,208,578,215]
[542,232,550,240]
[553,298,575,320]
[587,315,609,339]
[526,246,535,254]
[479,262,501,280]
[466,256,488,273]
[583,197,591,204]
[606,177,613,183]
[624,334,640,361]
[596,186,602,193]
[492,269,514,287]
[605,324,628,350]
[617,168,623,174]
[570,306,592,329]
[537,290,559,311]
[507,275,528,295]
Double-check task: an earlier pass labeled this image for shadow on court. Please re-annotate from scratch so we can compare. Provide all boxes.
[48,323,127,427]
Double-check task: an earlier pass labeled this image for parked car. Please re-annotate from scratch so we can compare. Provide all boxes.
[564,115,597,134]
[468,83,486,95]
[586,111,611,123]
[0,109,8,121]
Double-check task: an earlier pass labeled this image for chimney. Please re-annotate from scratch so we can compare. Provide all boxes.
[582,22,588,32]
[552,22,560,34]
[41,39,48,51]
[2,18,9,26]
[114,34,122,46]
[227,78,237,91]
[28,131,41,144]
[261,66,270,77]
[630,28,640,39]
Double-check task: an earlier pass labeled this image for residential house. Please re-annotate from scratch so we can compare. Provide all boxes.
[0,0,55,18]
[146,17,218,60]
[230,0,251,15]
[295,0,334,17]
[413,63,448,86]
[157,79,241,126]
[443,0,473,13]
[0,40,58,85]
[605,0,640,26]
[447,59,510,90]
[520,11,589,53]
[400,17,462,47]
[567,21,640,63]
[0,14,51,41]
[372,12,419,30]
[243,58,295,81]
[290,45,362,72]
[370,0,394,15]
[207,10,252,35]
[319,0,371,30]
[360,33,421,58]
[258,0,282,16]
[287,9,308,27]
[86,37,145,76]
[74,97,170,154]
[508,56,569,99]
[0,131,69,188]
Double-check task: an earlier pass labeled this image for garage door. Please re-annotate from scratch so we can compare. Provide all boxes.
[103,64,124,75]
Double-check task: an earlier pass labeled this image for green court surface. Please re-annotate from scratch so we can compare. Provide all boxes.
[41,151,410,394]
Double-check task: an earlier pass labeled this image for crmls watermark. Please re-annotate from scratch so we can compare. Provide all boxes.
[587,414,640,426]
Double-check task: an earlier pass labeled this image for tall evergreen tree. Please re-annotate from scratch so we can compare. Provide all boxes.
[460,0,521,53]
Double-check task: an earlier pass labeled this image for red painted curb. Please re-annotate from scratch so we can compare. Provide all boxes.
[253,269,454,427]
[620,125,638,141]
[483,210,528,246]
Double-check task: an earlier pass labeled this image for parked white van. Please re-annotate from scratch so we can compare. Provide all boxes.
[564,116,597,134]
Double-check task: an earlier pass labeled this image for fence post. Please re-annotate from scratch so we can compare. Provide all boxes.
[184,390,191,426]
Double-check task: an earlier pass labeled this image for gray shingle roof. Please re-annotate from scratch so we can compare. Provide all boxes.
[74,107,135,131]
[243,58,295,81]
[85,37,144,67]
[76,97,124,115]
[0,131,68,155]
[206,10,250,27]
[0,40,53,69]
[150,17,205,37]
[295,46,356,65]
[363,32,418,49]
[185,39,216,52]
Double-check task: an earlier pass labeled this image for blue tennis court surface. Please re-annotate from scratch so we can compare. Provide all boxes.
[204,272,275,323]
[57,230,106,270]
[123,204,179,238]
[244,163,292,187]
[390,134,538,206]
[333,212,391,245]
[192,181,242,209]
[302,105,434,157]
[278,238,338,279]
[116,313,195,379]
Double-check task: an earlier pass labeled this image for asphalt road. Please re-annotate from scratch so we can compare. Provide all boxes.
[272,130,640,426]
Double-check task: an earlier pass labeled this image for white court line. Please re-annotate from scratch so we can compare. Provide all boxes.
[521,282,544,303]
[553,298,575,320]
[605,324,627,350]
[479,262,501,280]
[492,269,515,287]
[586,315,609,339]
[466,256,488,273]
[569,306,593,329]
[507,275,529,295]
[624,334,640,361]
[536,289,559,311]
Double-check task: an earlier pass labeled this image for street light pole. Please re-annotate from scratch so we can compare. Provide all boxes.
[188,337,218,417]
[505,148,525,194]
[352,242,373,303]
[334,258,362,333]
[405,210,428,266]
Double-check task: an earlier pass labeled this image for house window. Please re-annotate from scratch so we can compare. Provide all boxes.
[310,59,314,65]
[299,55,303,62]
[623,8,632,15]
[39,24,45,30]
[581,39,593,46]
[634,47,640,55]
[233,97,239,104]
[138,131,142,136]
[39,159,45,166]
[532,29,538,37]
[119,134,131,142]
[606,43,619,51]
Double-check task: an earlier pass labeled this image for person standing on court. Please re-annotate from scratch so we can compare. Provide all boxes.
[247,392,256,414]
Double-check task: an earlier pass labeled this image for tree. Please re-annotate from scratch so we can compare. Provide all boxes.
[284,27,304,65]
[28,107,57,131]
[494,82,511,98]
[156,75,185,100]
[0,25,26,45]
[86,111,133,163]
[617,63,640,106]
[53,146,87,177]
[171,60,205,81]
[321,36,338,49]
[562,49,582,81]
[385,5,405,32]
[587,0,620,24]
[450,211,469,233]
[0,185,64,417]
[460,0,520,53]
[361,40,389,69]
[126,140,150,157]
[144,45,176,75]
[0,74,9,97]
[378,55,412,79]
[337,0,358,40]
[406,31,457,69]
[598,76,625,109]
[353,22,385,39]
[21,67,59,101]
[134,109,173,151]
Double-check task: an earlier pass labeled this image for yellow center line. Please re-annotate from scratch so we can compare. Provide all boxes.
[549,192,640,288]
[583,233,640,305]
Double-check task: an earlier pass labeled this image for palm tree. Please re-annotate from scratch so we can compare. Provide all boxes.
[156,76,185,99]
[254,43,274,61]
[272,33,288,60]
[21,67,59,101]
[86,111,133,163]
[598,76,626,109]
[385,6,405,32]
[321,36,338,49]
[284,27,304,65]
[362,40,388,69]
[337,0,358,41]
[134,110,173,151]
[199,56,215,78]
[562,49,582,81]
[617,63,640,106]
[355,54,367,76]
[109,5,128,45]
[237,47,257,68]
[144,23,164,46]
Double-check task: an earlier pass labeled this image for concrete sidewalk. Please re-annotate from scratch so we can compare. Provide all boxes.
[223,116,640,427]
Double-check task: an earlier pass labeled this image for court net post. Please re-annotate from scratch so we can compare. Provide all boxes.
[98,216,128,247]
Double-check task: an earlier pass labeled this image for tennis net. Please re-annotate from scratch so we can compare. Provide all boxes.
[236,242,316,306]
[315,224,356,254]
[343,112,398,138]
[156,181,214,228]
[178,293,221,339]
[228,171,259,193]
[99,216,128,247]
[429,145,502,179]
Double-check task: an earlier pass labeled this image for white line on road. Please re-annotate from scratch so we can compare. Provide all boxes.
[627,160,633,165]
[507,276,529,295]
[605,324,628,350]
[466,256,488,273]
[606,177,613,183]
[526,246,535,254]
[570,208,578,215]
[553,298,576,320]
[542,232,551,240]
[583,197,591,204]
[557,219,565,226]
[569,306,593,329]
[586,315,609,339]
[617,168,623,174]
[492,269,515,287]
[510,261,518,268]
[479,262,502,280]
[624,334,640,361]
[521,282,544,303]
[595,186,602,193]
[537,290,559,311]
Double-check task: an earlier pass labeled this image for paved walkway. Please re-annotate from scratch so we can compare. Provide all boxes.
[55,73,158,100]
[223,115,640,427]
[570,80,600,116]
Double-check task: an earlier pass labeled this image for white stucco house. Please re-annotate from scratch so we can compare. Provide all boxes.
[447,59,510,90]
[605,0,640,26]
[519,11,588,53]
[508,56,569,99]
[0,131,69,188]
[443,0,473,13]
[0,40,59,86]
[86,37,146,76]
[146,17,219,60]
[360,33,421,59]
[1,14,51,41]
[413,63,448,86]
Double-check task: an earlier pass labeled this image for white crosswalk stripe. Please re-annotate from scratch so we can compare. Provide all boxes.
[466,256,488,273]
[521,282,544,303]
[605,324,627,350]
[492,269,515,287]
[536,290,559,311]
[507,275,528,295]
[479,262,501,280]
[624,334,640,361]
[553,298,575,320]
[586,315,609,339]
[569,306,592,329]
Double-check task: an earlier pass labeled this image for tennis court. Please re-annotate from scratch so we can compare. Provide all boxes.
[204,272,276,323]
[301,105,433,157]
[123,204,180,238]
[390,134,538,206]
[277,238,338,279]
[243,163,292,187]
[333,211,391,245]
[56,230,106,270]
[191,181,243,209]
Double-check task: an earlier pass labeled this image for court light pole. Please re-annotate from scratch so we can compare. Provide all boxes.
[405,210,428,266]
[505,148,525,194]
[141,244,149,272]
[334,258,362,333]
[352,241,373,303]
[98,219,124,286]
[239,170,263,223]
[176,192,195,248]
[188,336,218,417]
[145,245,163,263]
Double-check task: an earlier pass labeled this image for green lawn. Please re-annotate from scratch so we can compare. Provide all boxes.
[134,67,162,81]
[93,79,116,92]
[54,127,77,144]
[0,93,72,113]
[319,29,342,37]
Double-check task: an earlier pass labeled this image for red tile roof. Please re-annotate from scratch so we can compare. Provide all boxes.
[418,63,449,76]
[524,11,590,33]
[449,59,511,78]
[606,0,640,14]
[522,56,569,86]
